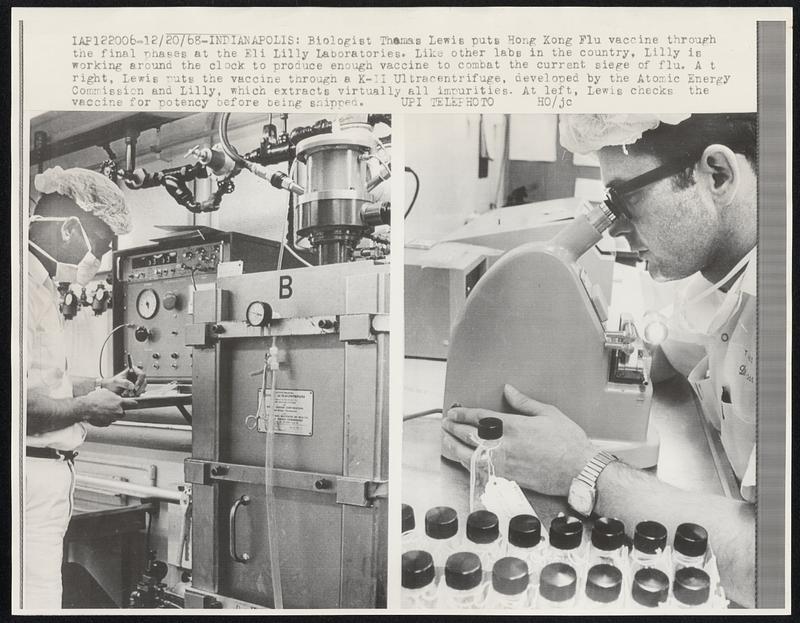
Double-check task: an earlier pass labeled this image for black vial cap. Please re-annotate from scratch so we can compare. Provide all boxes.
[631,567,669,608]
[401,550,434,589]
[478,416,503,440]
[466,510,499,544]
[549,515,583,550]
[673,567,711,606]
[633,520,667,554]
[401,504,415,534]
[508,514,541,549]
[425,506,458,540]
[674,523,708,558]
[591,517,626,551]
[585,564,623,603]
[539,562,577,603]
[444,552,483,591]
[492,557,529,596]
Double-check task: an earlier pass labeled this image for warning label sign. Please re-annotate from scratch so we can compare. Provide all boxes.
[255,389,314,436]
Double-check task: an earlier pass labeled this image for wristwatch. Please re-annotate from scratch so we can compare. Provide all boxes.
[567,450,618,516]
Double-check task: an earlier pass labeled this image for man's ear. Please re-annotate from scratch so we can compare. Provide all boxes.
[60,216,83,243]
[696,144,740,206]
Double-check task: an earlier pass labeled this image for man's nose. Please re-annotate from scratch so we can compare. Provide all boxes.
[608,215,633,237]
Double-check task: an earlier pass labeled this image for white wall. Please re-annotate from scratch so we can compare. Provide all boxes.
[403,113,508,244]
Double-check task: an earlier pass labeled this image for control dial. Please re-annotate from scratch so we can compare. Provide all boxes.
[163,291,179,311]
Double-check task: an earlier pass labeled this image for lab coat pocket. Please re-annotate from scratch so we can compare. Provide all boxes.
[719,400,755,481]
[688,356,721,431]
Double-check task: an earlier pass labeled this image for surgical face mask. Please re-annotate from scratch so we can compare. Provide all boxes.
[29,215,102,286]
[666,248,755,337]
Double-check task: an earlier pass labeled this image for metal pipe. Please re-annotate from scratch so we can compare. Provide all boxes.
[76,474,183,503]
[86,424,191,453]
[112,420,191,432]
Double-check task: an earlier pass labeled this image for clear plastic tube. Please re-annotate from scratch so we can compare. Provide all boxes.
[261,340,283,608]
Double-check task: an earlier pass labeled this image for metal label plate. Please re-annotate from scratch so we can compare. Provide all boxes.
[254,389,314,436]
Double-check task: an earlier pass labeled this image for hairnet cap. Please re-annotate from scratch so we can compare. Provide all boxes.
[558,113,691,155]
[34,166,131,235]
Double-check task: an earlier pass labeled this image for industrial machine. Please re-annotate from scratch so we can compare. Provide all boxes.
[443,199,660,467]
[112,229,307,383]
[404,198,617,361]
[405,242,502,360]
[33,111,391,609]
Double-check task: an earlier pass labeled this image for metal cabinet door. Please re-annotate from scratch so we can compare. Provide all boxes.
[219,481,343,608]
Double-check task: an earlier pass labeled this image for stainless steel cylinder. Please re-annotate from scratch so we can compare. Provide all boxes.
[294,131,376,264]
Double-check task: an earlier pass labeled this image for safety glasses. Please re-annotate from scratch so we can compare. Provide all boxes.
[603,153,699,220]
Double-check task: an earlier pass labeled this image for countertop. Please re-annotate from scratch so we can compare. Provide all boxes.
[402,357,736,531]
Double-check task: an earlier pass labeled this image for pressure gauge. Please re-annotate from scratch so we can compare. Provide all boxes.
[136,288,159,319]
[245,301,272,327]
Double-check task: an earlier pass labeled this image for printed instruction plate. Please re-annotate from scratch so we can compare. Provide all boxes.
[256,389,314,436]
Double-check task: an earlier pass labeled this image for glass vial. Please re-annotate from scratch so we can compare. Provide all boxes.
[401,550,437,609]
[631,567,669,609]
[584,563,623,608]
[466,510,504,574]
[630,520,668,575]
[672,523,708,572]
[486,556,531,609]
[438,552,486,609]
[547,515,584,568]
[402,503,419,552]
[469,417,503,513]
[589,517,626,566]
[506,514,544,582]
[672,567,711,608]
[424,506,460,577]
[537,562,577,608]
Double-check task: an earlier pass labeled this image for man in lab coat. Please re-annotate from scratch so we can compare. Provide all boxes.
[25,166,146,609]
[443,114,758,607]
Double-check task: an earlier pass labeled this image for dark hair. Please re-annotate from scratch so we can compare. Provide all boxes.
[34,192,85,218]
[628,113,757,189]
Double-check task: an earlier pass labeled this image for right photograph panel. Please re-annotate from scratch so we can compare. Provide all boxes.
[401,113,757,611]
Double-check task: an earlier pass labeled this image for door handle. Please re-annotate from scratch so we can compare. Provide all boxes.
[229,495,251,563]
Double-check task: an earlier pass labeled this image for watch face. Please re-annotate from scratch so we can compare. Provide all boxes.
[569,478,596,515]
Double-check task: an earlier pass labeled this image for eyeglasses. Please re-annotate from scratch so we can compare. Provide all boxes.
[603,154,699,220]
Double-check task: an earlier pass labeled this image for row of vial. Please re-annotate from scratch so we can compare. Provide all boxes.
[401,504,719,609]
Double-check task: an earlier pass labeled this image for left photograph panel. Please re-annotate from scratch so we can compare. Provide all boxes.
[22,111,391,610]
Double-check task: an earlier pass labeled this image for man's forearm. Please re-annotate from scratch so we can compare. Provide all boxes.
[27,391,86,435]
[72,375,98,397]
[595,461,755,607]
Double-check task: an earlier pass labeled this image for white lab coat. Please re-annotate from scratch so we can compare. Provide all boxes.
[25,252,85,609]
[661,249,757,502]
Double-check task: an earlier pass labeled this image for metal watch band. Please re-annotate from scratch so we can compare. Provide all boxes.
[575,450,617,488]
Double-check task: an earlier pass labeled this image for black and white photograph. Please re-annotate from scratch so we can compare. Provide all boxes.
[10,5,790,615]
[402,112,762,609]
[22,111,391,609]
